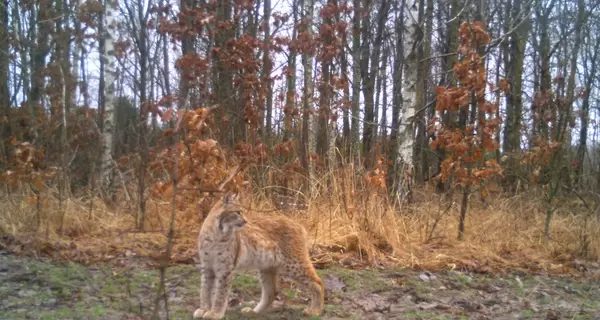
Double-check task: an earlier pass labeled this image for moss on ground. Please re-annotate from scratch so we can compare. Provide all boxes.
[0,253,599,320]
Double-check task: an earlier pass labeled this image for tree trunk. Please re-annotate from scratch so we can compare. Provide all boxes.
[359,0,373,163]
[134,0,150,228]
[70,0,81,111]
[386,0,405,199]
[415,0,433,182]
[263,0,273,142]
[350,0,361,160]
[53,0,72,211]
[58,0,73,114]
[283,0,298,141]
[179,0,194,104]
[562,0,585,143]
[213,0,236,146]
[101,0,118,196]
[160,0,172,111]
[433,0,460,193]
[363,0,388,166]
[339,0,350,155]
[316,0,334,160]
[494,34,502,164]
[575,38,598,186]
[12,2,34,136]
[359,0,371,161]
[394,0,419,201]
[563,0,586,187]
[0,0,9,161]
[98,6,106,133]
[379,43,390,154]
[30,1,51,111]
[534,0,556,142]
[503,0,530,192]
[300,0,316,194]
[459,0,486,240]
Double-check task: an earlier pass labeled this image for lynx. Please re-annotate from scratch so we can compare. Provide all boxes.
[193,193,324,319]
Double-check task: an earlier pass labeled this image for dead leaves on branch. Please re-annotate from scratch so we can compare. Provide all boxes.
[1,142,57,195]
[363,155,388,193]
[146,105,247,218]
[430,22,503,193]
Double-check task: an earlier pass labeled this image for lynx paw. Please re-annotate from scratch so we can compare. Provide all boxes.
[241,307,255,313]
[202,310,225,319]
[303,308,322,316]
[192,308,207,319]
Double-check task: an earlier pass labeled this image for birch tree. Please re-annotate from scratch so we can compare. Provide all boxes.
[386,0,404,198]
[395,0,419,199]
[101,0,118,193]
[283,0,298,141]
[300,0,316,194]
[0,0,9,161]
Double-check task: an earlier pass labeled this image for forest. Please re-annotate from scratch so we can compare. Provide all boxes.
[0,0,600,318]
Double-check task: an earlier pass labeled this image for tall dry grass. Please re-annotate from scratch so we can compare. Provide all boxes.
[302,190,600,273]
[0,170,599,276]
[260,166,600,274]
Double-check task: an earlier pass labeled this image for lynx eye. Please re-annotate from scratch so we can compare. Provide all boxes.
[222,211,241,219]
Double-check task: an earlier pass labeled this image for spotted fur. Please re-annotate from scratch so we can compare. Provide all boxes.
[193,193,324,319]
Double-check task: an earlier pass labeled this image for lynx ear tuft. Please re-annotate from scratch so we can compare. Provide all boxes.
[223,192,240,204]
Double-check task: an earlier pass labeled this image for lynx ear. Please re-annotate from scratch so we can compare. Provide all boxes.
[223,192,239,204]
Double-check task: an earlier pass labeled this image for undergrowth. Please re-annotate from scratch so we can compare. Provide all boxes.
[0,175,599,277]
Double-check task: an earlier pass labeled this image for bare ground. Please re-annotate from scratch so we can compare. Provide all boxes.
[0,249,599,320]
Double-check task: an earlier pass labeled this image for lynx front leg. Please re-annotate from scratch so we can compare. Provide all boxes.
[202,270,234,320]
[193,269,215,319]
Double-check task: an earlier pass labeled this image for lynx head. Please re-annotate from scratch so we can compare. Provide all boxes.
[215,192,247,233]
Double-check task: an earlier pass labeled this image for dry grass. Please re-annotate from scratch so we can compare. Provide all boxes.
[314,192,600,273]
[1,179,599,277]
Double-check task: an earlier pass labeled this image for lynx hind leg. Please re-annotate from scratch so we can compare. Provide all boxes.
[192,309,206,319]
[242,268,278,314]
[282,258,324,316]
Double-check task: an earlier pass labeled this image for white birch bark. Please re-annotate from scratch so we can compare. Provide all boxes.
[101,0,118,187]
[302,0,316,193]
[397,0,418,167]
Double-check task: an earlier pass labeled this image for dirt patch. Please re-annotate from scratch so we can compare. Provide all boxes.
[1,250,599,319]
